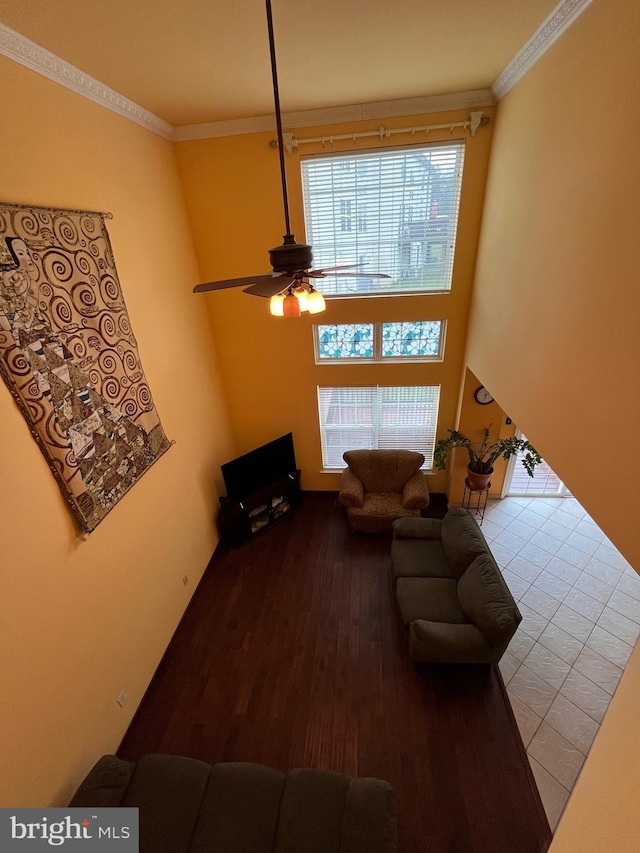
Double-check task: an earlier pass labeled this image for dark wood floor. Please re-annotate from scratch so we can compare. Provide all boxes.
[119,492,551,853]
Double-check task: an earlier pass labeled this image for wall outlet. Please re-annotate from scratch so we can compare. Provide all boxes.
[182,574,189,586]
[117,691,127,708]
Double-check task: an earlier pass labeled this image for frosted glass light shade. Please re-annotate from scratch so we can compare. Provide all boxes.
[269,294,285,315]
[283,294,301,317]
[294,289,309,312]
[307,290,326,314]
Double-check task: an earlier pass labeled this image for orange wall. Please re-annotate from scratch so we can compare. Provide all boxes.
[551,640,640,851]
[467,0,640,847]
[0,58,234,805]
[175,108,494,493]
[468,0,639,569]
[447,368,512,503]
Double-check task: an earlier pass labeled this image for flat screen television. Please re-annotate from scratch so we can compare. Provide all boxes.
[221,433,297,502]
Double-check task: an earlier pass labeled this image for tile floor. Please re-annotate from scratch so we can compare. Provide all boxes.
[477,495,640,831]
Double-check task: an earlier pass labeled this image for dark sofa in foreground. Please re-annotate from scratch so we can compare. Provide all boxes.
[70,753,398,853]
[391,507,521,664]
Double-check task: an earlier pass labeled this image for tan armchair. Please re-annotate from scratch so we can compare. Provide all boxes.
[339,449,429,534]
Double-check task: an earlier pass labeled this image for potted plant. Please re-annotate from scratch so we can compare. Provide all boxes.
[433,428,542,490]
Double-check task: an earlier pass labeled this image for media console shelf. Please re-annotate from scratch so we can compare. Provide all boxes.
[218,470,302,546]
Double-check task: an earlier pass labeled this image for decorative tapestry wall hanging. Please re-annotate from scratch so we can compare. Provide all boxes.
[0,202,172,533]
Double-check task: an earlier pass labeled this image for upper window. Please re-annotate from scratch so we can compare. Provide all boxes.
[301,142,465,297]
[314,321,445,363]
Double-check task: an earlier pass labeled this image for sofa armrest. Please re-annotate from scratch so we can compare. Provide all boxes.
[401,472,429,510]
[408,620,497,664]
[339,468,364,507]
[69,755,135,807]
[392,517,442,540]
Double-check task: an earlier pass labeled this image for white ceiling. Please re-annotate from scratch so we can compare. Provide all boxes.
[0,0,566,128]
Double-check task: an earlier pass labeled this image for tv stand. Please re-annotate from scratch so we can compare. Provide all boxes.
[218,470,302,547]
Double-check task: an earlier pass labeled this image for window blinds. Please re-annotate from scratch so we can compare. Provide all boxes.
[317,385,441,468]
[302,142,465,296]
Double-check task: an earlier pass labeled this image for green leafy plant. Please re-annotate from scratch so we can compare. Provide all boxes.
[434,428,542,476]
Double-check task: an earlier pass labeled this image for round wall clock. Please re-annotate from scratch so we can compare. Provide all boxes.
[474,386,494,405]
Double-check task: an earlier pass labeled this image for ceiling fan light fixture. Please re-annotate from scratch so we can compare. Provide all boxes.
[294,288,309,312]
[283,292,301,318]
[269,293,285,315]
[307,288,326,315]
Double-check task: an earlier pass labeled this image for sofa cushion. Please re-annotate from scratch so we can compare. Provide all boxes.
[440,508,489,579]
[275,768,350,853]
[395,577,468,627]
[340,778,398,853]
[457,554,522,647]
[343,449,424,494]
[391,538,453,580]
[190,762,285,853]
[121,754,211,853]
[392,517,442,539]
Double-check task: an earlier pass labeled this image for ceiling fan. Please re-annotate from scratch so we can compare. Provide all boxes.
[193,0,389,317]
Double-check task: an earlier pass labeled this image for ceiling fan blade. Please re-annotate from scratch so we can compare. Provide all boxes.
[244,276,295,298]
[312,263,363,274]
[193,273,276,294]
[322,271,391,279]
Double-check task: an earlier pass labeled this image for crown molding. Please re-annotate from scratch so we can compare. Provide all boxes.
[173,90,495,142]
[0,21,494,144]
[492,0,593,100]
[0,22,173,140]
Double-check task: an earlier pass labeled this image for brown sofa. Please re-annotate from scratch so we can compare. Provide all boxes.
[339,449,429,534]
[391,508,521,663]
[69,753,398,853]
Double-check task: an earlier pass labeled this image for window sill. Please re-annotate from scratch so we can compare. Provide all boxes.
[324,290,452,300]
[314,357,444,366]
[320,468,437,476]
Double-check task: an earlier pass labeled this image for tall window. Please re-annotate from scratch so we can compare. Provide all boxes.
[301,142,465,296]
[317,385,441,468]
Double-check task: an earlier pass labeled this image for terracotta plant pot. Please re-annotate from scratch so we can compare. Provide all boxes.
[466,466,493,491]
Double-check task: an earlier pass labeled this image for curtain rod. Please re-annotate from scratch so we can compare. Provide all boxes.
[271,111,489,154]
